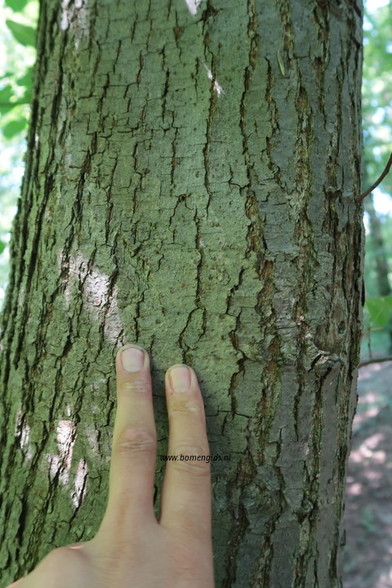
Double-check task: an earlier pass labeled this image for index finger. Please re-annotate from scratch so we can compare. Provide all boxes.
[101,345,157,531]
[159,365,211,538]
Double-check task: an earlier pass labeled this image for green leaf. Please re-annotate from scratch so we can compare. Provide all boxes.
[0,100,30,114]
[2,117,28,139]
[0,241,7,255]
[6,20,36,47]
[21,87,32,104]
[0,71,15,80]
[0,85,15,114]
[365,296,392,328]
[0,84,30,113]
[0,85,13,102]
[16,67,33,104]
[5,0,30,10]
[16,67,33,87]
[0,104,16,115]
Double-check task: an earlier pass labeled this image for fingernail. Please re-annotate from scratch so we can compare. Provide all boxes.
[121,346,145,372]
[169,365,191,393]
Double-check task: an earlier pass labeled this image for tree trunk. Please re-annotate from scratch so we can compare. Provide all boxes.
[0,1,363,586]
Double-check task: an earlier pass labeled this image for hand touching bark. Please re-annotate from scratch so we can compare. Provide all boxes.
[8,344,214,588]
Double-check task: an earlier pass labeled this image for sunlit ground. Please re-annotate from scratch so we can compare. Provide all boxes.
[344,361,392,588]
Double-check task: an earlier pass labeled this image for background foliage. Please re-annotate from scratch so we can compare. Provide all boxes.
[0,0,391,360]
[0,0,37,300]
[361,1,392,358]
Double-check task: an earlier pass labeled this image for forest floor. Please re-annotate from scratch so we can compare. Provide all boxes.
[343,360,392,588]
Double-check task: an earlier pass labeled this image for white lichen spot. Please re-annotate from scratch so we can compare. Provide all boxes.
[83,266,122,343]
[57,419,76,450]
[45,453,62,481]
[64,151,73,168]
[203,63,225,97]
[85,426,100,454]
[57,249,81,311]
[61,0,90,48]
[45,419,77,485]
[213,80,224,97]
[72,458,88,510]
[60,0,70,30]
[15,410,33,462]
[20,423,30,450]
[184,0,203,15]
[58,251,123,344]
[103,284,123,344]
[44,420,89,509]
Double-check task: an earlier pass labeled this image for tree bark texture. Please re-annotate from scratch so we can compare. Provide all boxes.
[0,0,363,586]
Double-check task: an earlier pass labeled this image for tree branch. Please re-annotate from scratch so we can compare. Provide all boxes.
[359,356,392,368]
[356,153,392,202]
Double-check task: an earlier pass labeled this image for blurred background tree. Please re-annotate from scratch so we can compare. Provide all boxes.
[0,1,391,346]
[361,1,392,360]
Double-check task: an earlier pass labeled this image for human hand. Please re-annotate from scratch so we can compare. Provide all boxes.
[8,344,214,588]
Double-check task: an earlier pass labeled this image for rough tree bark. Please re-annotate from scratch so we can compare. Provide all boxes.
[0,0,363,586]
